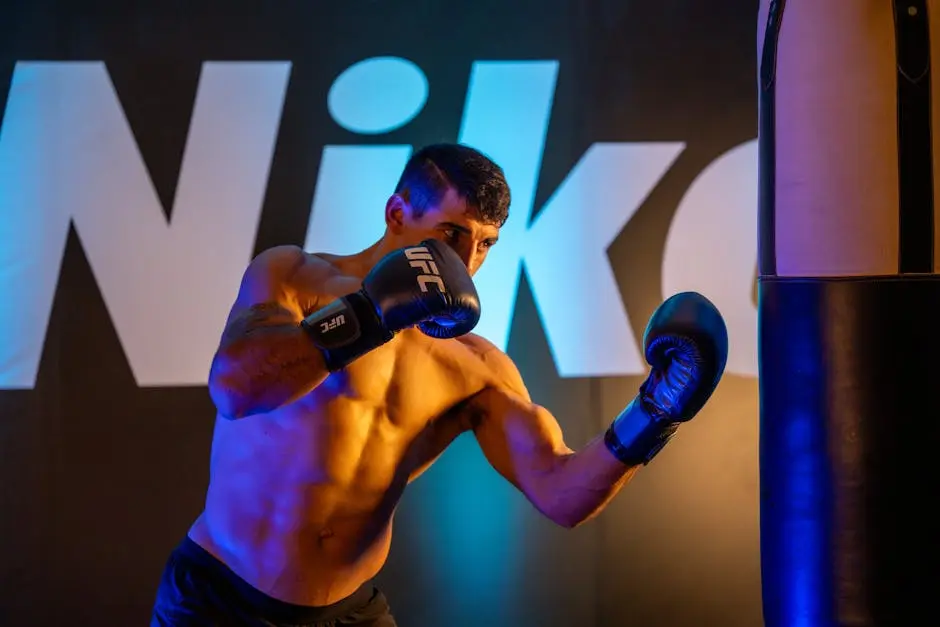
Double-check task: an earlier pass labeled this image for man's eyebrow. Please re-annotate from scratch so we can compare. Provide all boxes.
[437,221,472,234]
[437,221,499,244]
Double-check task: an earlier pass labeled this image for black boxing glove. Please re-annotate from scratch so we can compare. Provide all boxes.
[604,291,729,466]
[300,239,481,371]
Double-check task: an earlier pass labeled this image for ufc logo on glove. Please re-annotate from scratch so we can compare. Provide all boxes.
[319,315,347,334]
[404,246,446,293]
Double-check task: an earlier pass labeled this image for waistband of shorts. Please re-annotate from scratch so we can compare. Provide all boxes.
[175,535,375,623]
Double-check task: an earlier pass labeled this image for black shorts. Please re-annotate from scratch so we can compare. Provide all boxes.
[150,537,397,627]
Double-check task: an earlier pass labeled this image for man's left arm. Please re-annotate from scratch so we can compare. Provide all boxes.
[469,358,640,529]
[469,291,729,529]
[472,350,638,527]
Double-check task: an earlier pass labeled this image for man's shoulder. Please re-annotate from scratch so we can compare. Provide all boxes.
[247,246,347,285]
[458,333,528,397]
[235,246,358,311]
[458,332,503,359]
[250,245,334,272]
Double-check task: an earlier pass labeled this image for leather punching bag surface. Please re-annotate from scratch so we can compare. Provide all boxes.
[758,1,940,625]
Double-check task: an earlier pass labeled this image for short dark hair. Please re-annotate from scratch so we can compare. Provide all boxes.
[394,143,511,227]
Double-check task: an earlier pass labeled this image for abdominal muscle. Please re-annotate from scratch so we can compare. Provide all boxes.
[188,392,426,607]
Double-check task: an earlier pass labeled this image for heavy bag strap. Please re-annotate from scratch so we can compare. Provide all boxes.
[758,0,786,277]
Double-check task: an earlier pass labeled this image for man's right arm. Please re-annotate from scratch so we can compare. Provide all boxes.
[207,245,332,420]
[209,238,485,419]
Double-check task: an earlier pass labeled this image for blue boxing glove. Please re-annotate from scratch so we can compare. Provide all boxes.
[301,239,481,371]
[605,292,729,466]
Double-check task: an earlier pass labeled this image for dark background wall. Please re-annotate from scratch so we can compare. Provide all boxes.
[0,1,762,625]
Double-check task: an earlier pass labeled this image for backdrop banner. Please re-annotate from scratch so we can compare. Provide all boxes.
[0,2,761,625]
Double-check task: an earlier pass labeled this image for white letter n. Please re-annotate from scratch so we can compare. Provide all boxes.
[0,61,290,389]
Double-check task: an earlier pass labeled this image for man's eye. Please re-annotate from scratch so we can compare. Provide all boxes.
[443,229,458,240]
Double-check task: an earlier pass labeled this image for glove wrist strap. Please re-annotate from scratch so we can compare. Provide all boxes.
[605,398,680,466]
[300,291,393,371]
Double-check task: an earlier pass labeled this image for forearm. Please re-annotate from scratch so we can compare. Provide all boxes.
[208,324,329,419]
[535,434,639,529]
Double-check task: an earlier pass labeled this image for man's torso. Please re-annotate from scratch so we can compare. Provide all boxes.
[189,253,504,606]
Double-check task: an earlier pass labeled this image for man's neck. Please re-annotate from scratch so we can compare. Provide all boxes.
[339,235,401,278]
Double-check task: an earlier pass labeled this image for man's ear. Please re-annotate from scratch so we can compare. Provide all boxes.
[385,193,409,234]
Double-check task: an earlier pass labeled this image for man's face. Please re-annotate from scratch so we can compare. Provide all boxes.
[392,187,500,276]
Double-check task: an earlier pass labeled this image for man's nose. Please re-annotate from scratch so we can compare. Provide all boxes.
[464,248,485,275]
[448,241,471,267]
[444,240,481,274]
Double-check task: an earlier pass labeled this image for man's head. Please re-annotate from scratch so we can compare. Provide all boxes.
[384,143,510,276]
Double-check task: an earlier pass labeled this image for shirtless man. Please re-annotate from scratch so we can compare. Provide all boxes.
[150,143,729,626]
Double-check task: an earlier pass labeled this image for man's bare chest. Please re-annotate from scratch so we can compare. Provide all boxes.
[332,329,492,427]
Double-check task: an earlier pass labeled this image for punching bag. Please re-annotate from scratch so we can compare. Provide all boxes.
[758,1,940,625]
